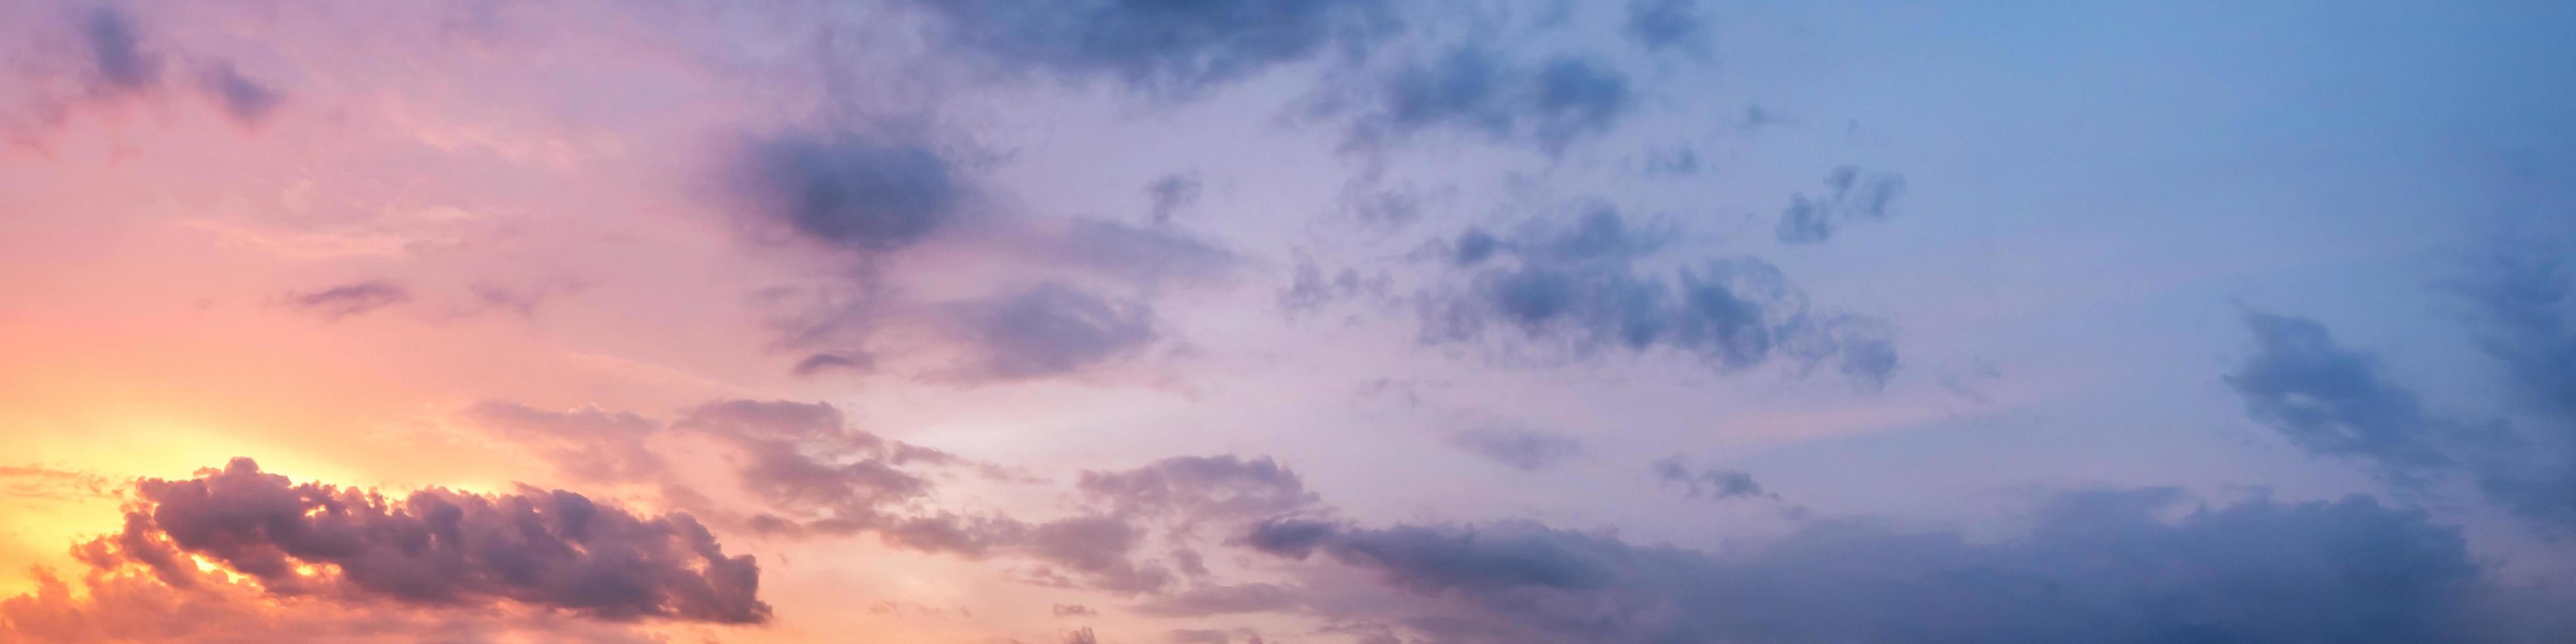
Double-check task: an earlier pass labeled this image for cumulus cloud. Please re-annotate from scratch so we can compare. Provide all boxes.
[1624,0,1709,55]
[32,458,770,627]
[954,282,1161,380]
[1243,488,2502,643]
[920,0,1393,98]
[1417,206,1898,390]
[196,61,281,124]
[1648,456,1773,501]
[733,131,963,253]
[1776,165,1908,244]
[1352,47,1636,154]
[83,7,160,95]
[1446,426,1582,472]
[281,281,412,319]
[2228,313,2458,484]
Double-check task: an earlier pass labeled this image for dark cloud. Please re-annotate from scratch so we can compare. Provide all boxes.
[1776,165,1908,244]
[1132,583,1301,617]
[1147,173,1203,225]
[1446,426,1581,472]
[1624,0,1709,55]
[735,132,961,253]
[281,281,412,319]
[2451,252,2576,527]
[71,458,769,624]
[1418,206,1897,390]
[196,62,280,124]
[1356,48,1636,154]
[1247,488,2503,643]
[1649,456,1772,501]
[83,7,160,94]
[921,0,1393,98]
[2228,313,2458,485]
[957,283,1159,380]
[1078,455,1320,523]
[791,352,876,377]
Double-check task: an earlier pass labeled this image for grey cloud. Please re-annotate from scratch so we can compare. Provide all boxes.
[957,282,1159,380]
[283,281,412,319]
[1247,488,2498,643]
[1147,173,1203,225]
[2228,313,2457,485]
[1419,207,1897,390]
[2452,253,2576,527]
[921,0,1393,98]
[1649,456,1772,501]
[1079,455,1320,523]
[1356,48,1636,154]
[1624,0,1709,55]
[83,457,770,624]
[736,132,960,253]
[83,7,160,94]
[197,61,280,124]
[791,352,875,377]
[1027,515,1174,594]
[1064,626,1099,644]
[1776,165,1908,244]
[1447,426,1581,472]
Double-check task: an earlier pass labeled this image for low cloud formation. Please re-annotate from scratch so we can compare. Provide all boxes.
[955,282,1160,380]
[7,457,769,635]
[1649,456,1773,501]
[83,7,160,95]
[1243,488,2505,643]
[1418,206,1898,390]
[1624,0,1709,55]
[1446,426,1582,472]
[921,0,1393,98]
[281,281,412,319]
[734,131,963,254]
[1776,165,1908,244]
[2228,305,2576,528]
[1352,48,1636,154]
[1146,173,1203,225]
[196,61,281,124]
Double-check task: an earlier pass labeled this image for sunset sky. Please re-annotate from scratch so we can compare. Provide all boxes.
[4,1,2575,642]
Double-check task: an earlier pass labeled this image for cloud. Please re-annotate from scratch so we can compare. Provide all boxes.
[954,282,1160,380]
[2228,313,2458,484]
[83,7,160,95]
[0,465,114,501]
[1353,48,1636,154]
[49,458,770,625]
[464,402,668,484]
[1078,455,1321,524]
[2450,252,2576,527]
[1446,426,1582,472]
[1052,603,1097,617]
[1624,0,1709,55]
[1648,456,1774,501]
[1776,165,1908,244]
[1147,173,1203,225]
[196,61,280,124]
[791,352,875,377]
[1244,488,2504,643]
[920,0,1393,98]
[280,281,412,319]
[734,131,962,253]
[1417,206,1898,390]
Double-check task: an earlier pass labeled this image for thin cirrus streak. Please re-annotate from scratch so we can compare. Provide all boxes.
[5,0,2576,642]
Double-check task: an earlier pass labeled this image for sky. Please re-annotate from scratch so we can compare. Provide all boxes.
[2,1,2575,642]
